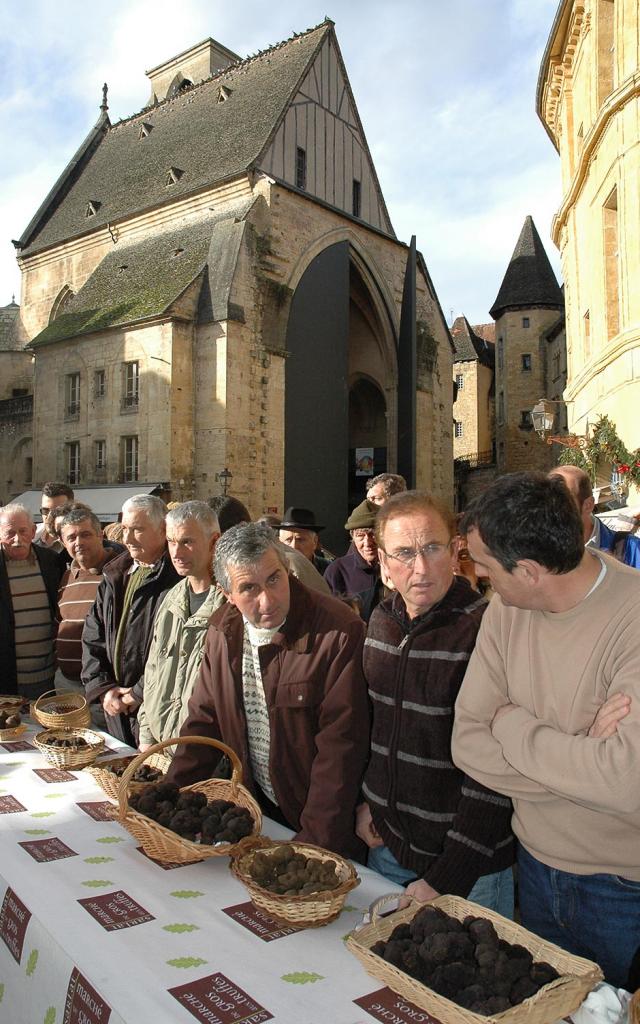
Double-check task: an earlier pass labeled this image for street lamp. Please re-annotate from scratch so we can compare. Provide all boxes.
[531,398,588,450]
[216,467,233,496]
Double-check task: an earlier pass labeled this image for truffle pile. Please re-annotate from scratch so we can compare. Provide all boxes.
[370,905,559,1016]
[44,735,89,748]
[106,762,162,783]
[0,710,21,730]
[129,782,254,844]
[248,845,341,896]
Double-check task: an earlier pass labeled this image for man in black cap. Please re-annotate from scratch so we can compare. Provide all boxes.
[279,507,331,576]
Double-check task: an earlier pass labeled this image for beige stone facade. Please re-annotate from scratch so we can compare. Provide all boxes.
[4,22,453,537]
[539,0,640,497]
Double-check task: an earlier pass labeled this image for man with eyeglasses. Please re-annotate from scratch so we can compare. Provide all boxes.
[356,491,515,914]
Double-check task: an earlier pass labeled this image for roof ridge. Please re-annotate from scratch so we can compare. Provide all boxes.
[110,20,333,132]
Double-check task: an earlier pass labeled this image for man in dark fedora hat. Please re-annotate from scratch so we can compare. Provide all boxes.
[279,506,331,576]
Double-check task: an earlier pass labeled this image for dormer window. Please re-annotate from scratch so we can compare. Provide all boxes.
[138,123,153,139]
[165,167,183,187]
[217,86,232,103]
[85,200,101,218]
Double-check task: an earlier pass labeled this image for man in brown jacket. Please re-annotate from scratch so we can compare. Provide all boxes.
[168,522,370,859]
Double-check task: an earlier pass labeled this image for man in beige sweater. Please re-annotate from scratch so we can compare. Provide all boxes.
[452,472,640,989]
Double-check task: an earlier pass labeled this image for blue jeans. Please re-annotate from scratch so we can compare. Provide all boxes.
[518,844,640,988]
[367,844,514,919]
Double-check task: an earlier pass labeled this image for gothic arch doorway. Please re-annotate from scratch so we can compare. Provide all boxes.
[284,241,396,554]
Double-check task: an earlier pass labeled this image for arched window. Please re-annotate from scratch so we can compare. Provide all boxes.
[49,285,74,324]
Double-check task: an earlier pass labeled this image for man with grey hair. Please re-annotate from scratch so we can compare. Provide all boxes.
[82,494,180,744]
[0,503,62,698]
[138,501,223,751]
[169,523,370,858]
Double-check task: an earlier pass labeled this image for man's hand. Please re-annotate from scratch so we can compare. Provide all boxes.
[102,687,135,716]
[355,802,384,848]
[138,741,153,753]
[588,692,631,738]
[491,702,517,728]
[399,879,440,908]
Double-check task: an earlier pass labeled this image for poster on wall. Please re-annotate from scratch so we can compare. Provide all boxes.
[355,448,374,476]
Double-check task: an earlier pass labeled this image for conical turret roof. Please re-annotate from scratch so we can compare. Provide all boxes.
[490,216,563,320]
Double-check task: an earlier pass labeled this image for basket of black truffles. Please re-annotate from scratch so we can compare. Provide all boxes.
[0,707,27,741]
[346,895,603,1024]
[32,689,91,730]
[230,838,360,928]
[34,728,105,769]
[116,736,262,864]
[84,753,171,801]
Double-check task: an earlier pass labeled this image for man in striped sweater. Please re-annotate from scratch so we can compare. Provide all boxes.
[0,503,62,699]
[55,508,119,725]
[356,491,514,914]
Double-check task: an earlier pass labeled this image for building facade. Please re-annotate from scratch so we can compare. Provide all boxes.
[538,0,640,491]
[7,21,454,549]
[490,216,565,475]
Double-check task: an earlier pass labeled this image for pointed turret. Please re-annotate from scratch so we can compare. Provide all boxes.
[490,216,563,320]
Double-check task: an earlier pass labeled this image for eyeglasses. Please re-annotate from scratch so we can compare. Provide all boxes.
[382,541,453,566]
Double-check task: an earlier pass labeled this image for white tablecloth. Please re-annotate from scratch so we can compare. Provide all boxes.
[0,718,421,1024]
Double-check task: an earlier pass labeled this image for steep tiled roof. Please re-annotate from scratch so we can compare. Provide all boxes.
[451,315,495,368]
[489,216,563,320]
[0,299,20,351]
[471,322,495,344]
[19,22,331,256]
[28,198,255,347]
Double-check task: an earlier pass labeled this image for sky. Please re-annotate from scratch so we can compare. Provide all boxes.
[0,0,563,326]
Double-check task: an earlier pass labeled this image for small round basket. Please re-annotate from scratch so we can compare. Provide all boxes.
[0,695,29,715]
[34,728,105,769]
[116,736,262,865]
[32,689,91,730]
[0,722,28,743]
[230,837,360,928]
[85,752,171,801]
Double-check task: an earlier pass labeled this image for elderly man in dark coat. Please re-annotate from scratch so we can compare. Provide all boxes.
[82,494,179,745]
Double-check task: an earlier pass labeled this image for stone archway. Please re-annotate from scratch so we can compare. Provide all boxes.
[284,241,397,554]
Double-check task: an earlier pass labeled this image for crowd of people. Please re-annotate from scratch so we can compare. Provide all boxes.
[0,468,638,989]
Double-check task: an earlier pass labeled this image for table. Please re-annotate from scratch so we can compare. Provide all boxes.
[0,716,426,1024]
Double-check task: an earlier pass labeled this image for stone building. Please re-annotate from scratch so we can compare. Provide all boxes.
[451,316,496,511]
[9,20,453,549]
[451,316,495,463]
[490,216,565,474]
[538,0,640,494]
[0,298,33,500]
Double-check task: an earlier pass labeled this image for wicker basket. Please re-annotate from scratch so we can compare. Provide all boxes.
[34,728,105,769]
[630,990,640,1024]
[0,695,29,715]
[0,722,28,742]
[230,836,360,928]
[116,736,262,864]
[84,752,171,801]
[32,689,91,730]
[346,894,603,1024]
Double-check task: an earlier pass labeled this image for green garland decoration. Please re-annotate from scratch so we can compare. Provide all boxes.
[557,414,640,488]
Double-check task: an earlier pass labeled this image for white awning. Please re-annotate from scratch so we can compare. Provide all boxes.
[10,484,165,523]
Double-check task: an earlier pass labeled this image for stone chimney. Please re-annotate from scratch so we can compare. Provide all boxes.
[146,38,240,103]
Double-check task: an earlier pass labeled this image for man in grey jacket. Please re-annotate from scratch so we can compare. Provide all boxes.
[137,502,223,751]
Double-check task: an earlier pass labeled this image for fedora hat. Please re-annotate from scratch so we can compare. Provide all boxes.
[279,506,324,532]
